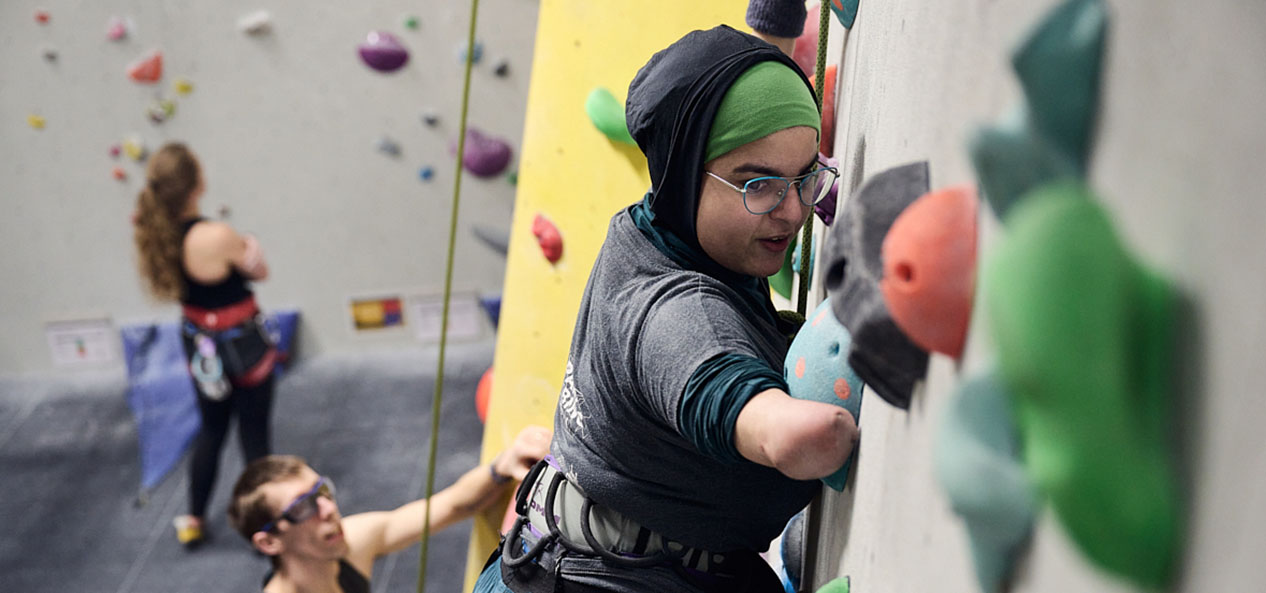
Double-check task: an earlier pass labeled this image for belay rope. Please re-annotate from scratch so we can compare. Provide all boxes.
[797,0,832,317]
[416,0,483,591]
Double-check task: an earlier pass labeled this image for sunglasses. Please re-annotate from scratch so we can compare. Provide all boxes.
[258,477,336,534]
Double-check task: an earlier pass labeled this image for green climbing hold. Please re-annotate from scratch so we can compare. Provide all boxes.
[816,576,850,593]
[985,183,1181,589]
[769,240,796,299]
[584,87,637,146]
[969,0,1106,217]
[404,16,419,30]
[507,170,518,186]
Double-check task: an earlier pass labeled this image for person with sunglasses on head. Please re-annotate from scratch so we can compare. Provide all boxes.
[228,425,551,593]
[476,2,857,593]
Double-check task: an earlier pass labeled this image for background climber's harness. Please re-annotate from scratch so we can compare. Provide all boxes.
[181,296,277,398]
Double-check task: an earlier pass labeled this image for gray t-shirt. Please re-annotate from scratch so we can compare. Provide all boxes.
[552,209,818,553]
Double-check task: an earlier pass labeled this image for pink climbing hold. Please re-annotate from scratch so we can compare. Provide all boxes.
[450,127,513,178]
[531,213,563,264]
[791,3,820,77]
[127,50,163,84]
[358,31,409,72]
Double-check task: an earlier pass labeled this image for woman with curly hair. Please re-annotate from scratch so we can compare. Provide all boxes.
[133,142,276,548]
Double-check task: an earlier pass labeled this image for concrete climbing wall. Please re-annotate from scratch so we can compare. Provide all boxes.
[0,0,538,376]
[810,1,1266,592]
[461,0,750,588]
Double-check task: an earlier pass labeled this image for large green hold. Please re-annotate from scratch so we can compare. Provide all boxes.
[985,183,1180,589]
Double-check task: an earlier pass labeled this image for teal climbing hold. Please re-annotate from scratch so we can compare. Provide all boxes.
[829,0,860,29]
[934,369,1037,593]
[969,0,1106,217]
[584,87,637,146]
[784,298,865,491]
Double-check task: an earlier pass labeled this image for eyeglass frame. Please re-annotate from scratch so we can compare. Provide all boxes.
[705,164,840,215]
[258,476,336,534]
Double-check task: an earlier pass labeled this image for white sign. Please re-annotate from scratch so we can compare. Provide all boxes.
[45,318,118,366]
[409,294,485,343]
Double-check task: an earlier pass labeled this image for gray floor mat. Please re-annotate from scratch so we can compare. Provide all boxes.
[0,341,495,593]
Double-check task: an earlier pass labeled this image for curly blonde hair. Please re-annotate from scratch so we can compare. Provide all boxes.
[133,143,200,301]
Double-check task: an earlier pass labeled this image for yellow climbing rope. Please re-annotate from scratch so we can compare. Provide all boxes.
[416,0,483,591]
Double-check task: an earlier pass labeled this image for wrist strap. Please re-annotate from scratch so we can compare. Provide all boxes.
[489,461,512,485]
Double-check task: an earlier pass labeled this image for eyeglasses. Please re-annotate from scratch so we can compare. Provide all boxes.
[706,165,840,215]
[258,477,336,534]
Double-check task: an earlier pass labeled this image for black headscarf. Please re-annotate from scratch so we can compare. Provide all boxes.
[625,25,816,257]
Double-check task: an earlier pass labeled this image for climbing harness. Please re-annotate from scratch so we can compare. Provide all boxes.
[497,459,784,593]
[180,296,277,398]
[502,459,718,571]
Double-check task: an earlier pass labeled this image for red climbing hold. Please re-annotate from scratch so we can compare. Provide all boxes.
[128,50,163,84]
[532,213,563,264]
[809,64,838,157]
[476,366,493,423]
[880,185,979,359]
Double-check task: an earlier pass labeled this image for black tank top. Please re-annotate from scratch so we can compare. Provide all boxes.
[261,559,370,593]
[179,217,253,309]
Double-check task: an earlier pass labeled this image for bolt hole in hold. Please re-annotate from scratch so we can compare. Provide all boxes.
[895,261,914,285]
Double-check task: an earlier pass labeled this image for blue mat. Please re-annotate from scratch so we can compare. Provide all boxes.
[121,310,300,492]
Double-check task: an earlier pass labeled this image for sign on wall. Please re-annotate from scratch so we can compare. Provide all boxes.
[45,318,118,366]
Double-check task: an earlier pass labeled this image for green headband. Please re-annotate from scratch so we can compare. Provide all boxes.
[705,61,821,163]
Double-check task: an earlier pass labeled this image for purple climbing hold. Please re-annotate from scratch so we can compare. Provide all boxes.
[449,127,512,178]
[358,31,409,72]
[815,153,841,226]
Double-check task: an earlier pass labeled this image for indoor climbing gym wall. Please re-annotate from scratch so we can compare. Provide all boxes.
[461,0,752,588]
[0,0,538,375]
[797,1,1265,593]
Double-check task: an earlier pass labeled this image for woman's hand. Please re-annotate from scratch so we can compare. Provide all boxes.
[236,233,269,280]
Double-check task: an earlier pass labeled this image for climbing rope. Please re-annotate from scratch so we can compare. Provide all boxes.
[416,0,482,591]
[797,0,832,316]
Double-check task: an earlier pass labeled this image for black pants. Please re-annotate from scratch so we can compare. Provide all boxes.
[187,375,274,517]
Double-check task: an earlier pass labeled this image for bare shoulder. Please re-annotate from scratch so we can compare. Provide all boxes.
[184,220,244,256]
[340,511,389,565]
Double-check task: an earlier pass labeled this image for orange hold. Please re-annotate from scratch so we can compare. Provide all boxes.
[112,166,127,181]
[35,10,50,24]
[476,365,493,423]
[531,213,563,264]
[809,64,838,157]
[128,50,163,84]
[880,185,979,359]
